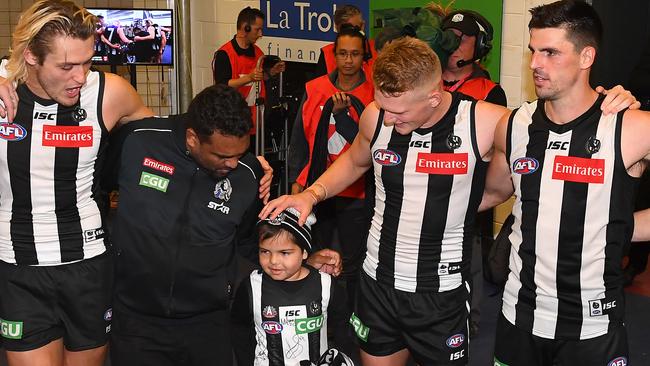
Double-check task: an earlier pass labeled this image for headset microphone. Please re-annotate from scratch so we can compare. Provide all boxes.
[456,59,475,68]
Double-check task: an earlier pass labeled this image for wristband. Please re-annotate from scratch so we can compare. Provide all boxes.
[304,189,320,205]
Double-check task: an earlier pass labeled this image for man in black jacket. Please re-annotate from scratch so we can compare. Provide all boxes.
[108,84,341,366]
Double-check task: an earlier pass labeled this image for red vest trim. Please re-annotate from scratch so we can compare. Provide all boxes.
[297,74,374,199]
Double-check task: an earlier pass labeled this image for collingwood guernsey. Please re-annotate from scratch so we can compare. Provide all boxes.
[502,95,637,340]
[231,267,348,366]
[0,70,108,265]
[365,93,487,292]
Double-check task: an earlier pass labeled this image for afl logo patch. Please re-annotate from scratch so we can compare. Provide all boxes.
[607,357,627,366]
[262,321,283,334]
[0,123,27,141]
[373,149,401,166]
[585,136,601,154]
[446,134,462,150]
[512,157,539,175]
[446,334,465,348]
[103,308,112,321]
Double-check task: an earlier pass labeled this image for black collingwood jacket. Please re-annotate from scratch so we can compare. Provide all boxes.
[109,115,262,318]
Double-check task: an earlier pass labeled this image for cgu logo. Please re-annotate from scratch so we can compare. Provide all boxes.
[33,112,56,120]
[0,123,27,142]
[512,157,539,175]
[0,320,23,340]
[139,172,170,193]
[295,315,324,335]
[373,149,401,166]
[446,334,465,348]
[608,357,627,366]
[262,321,283,335]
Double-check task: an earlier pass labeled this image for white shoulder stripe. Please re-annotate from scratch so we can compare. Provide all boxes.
[132,128,172,133]
[238,160,257,180]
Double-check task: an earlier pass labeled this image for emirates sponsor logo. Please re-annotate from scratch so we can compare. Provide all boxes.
[42,125,93,147]
[415,153,468,175]
[143,157,175,175]
[551,155,604,184]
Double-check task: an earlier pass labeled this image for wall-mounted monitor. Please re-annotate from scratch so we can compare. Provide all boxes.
[87,8,173,66]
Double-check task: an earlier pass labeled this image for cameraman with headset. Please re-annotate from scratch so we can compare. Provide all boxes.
[213,7,285,137]
[442,10,506,106]
[441,10,507,338]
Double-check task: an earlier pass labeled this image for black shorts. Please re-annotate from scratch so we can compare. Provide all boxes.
[110,308,232,366]
[350,271,470,365]
[494,314,629,366]
[0,252,113,351]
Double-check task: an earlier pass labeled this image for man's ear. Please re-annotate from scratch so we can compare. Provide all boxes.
[23,48,39,66]
[580,45,596,70]
[186,128,200,150]
[428,89,443,109]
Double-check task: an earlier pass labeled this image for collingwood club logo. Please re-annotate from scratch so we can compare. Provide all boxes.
[214,178,232,202]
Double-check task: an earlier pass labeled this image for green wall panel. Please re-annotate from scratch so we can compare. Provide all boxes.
[369,0,503,81]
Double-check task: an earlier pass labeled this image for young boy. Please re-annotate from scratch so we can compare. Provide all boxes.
[231,208,350,366]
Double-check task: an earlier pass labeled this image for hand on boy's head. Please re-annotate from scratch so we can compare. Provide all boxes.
[306,248,342,277]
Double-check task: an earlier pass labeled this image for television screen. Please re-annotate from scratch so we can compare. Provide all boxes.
[87,8,173,66]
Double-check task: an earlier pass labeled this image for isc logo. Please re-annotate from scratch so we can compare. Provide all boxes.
[33,112,56,120]
[409,140,430,148]
[284,310,301,317]
[547,141,569,150]
[262,321,283,335]
[603,300,616,310]
[373,149,401,166]
[446,334,465,348]
[0,123,27,142]
[512,157,539,175]
[607,357,627,366]
[450,350,465,361]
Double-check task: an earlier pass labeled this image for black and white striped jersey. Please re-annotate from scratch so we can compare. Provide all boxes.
[0,71,108,265]
[231,267,348,366]
[364,93,487,293]
[502,96,637,340]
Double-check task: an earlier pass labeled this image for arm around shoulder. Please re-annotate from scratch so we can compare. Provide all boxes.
[479,112,515,211]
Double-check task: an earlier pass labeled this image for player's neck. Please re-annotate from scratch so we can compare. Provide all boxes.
[421,91,453,129]
[544,86,600,125]
[24,74,51,102]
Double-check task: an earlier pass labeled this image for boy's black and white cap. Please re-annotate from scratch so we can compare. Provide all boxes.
[257,207,317,253]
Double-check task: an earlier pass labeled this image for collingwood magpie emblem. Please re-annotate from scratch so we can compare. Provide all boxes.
[446,134,462,150]
[72,106,87,123]
[585,136,601,154]
[213,178,232,202]
[310,300,321,314]
[268,213,286,225]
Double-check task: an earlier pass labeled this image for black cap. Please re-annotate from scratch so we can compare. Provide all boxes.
[442,11,486,37]
[257,207,317,253]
